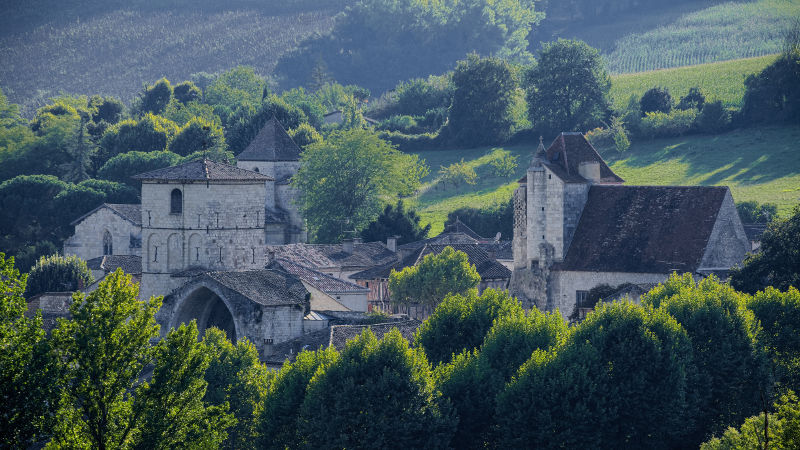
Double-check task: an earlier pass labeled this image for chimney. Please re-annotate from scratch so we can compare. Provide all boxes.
[342,238,354,254]
[387,235,399,252]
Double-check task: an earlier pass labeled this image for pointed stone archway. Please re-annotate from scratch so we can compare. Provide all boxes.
[169,285,238,342]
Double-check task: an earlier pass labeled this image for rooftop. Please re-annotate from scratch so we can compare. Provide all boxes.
[267,242,397,271]
[199,269,309,307]
[70,203,142,226]
[86,255,142,274]
[520,133,624,184]
[559,185,729,273]
[269,258,369,294]
[132,159,272,182]
[236,116,302,162]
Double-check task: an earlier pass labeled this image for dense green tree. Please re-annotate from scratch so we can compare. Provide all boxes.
[163,100,221,127]
[0,253,62,448]
[203,66,266,124]
[496,302,696,449]
[202,329,271,450]
[360,200,430,245]
[731,205,800,294]
[51,183,106,227]
[88,96,125,125]
[138,78,173,115]
[76,179,138,204]
[49,271,232,449]
[0,87,24,128]
[389,246,481,309]
[257,347,338,450]
[737,200,778,224]
[524,39,611,136]
[701,391,800,450]
[448,54,518,146]
[287,123,322,150]
[24,254,93,298]
[640,86,673,115]
[444,198,513,240]
[225,95,306,155]
[280,87,325,129]
[643,274,770,443]
[413,288,522,366]
[173,81,202,104]
[298,329,456,448]
[742,49,800,124]
[293,129,427,243]
[437,159,477,187]
[97,150,181,187]
[393,76,453,118]
[96,114,179,169]
[697,100,731,133]
[437,309,566,448]
[748,287,800,394]
[168,117,226,157]
[677,86,706,110]
[0,174,68,254]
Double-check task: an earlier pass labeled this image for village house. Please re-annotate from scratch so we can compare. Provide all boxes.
[510,133,751,319]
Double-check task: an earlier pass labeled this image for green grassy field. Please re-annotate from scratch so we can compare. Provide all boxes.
[413,126,800,236]
[609,55,778,109]
[603,0,799,73]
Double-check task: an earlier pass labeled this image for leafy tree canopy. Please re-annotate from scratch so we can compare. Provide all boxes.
[748,286,800,394]
[168,116,226,157]
[24,254,93,298]
[413,287,522,366]
[293,129,428,243]
[389,246,481,308]
[97,150,181,187]
[731,205,800,294]
[524,39,611,136]
[137,77,173,116]
[173,81,202,105]
[360,200,430,245]
[640,86,673,115]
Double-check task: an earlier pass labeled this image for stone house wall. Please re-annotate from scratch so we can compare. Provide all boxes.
[64,208,141,262]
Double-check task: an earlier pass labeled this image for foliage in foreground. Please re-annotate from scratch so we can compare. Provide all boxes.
[701,391,800,450]
[24,254,93,298]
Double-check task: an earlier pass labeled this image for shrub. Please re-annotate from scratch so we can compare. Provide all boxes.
[24,254,93,298]
[288,123,322,150]
[677,87,706,110]
[640,86,673,115]
[377,115,419,133]
[640,108,698,138]
[488,151,518,177]
[378,130,442,152]
[173,81,202,104]
[438,159,477,187]
[139,78,173,115]
[444,198,513,240]
[697,100,731,134]
[736,200,778,224]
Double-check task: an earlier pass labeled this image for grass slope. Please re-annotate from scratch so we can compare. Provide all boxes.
[603,0,799,73]
[413,126,800,235]
[609,55,778,109]
[0,7,336,113]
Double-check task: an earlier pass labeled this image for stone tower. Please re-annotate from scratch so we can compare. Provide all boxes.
[133,159,272,300]
[236,116,307,244]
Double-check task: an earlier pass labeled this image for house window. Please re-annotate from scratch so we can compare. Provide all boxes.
[170,188,182,214]
[576,290,589,308]
[102,231,113,255]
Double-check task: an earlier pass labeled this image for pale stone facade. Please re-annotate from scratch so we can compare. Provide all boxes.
[64,204,142,262]
[512,133,750,319]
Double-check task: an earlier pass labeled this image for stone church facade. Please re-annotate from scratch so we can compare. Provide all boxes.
[510,133,750,318]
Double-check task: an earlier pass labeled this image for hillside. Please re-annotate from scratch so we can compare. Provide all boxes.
[608,55,778,109]
[413,125,800,236]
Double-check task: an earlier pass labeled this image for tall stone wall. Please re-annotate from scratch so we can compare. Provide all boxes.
[512,185,527,269]
[64,208,141,262]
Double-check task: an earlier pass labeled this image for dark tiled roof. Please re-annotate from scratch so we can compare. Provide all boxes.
[519,133,624,184]
[479,240,513,260]
[560,185,728,273]
[70,203,142,226]
[397,232,478,252]
[132,159,272,181]
[237,116,302,162]
[270,259,369,294]
[202,269,309,307]
[441,218,485,240]
[267,242,397,271]
[743,223,768,242]
[265,320,420,365]
[351,243,511,280]
[546,133,624,184]
[86,255,142,274]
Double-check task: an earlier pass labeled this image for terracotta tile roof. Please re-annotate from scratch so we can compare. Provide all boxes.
[86,255,142,274]
[267,242,397,271]
[70,203,142,226]
[236,116,302,162]
[270,259,369,294]
[350,243,511,281]
[200,269,309,307]
[132,159,272,182]
[559,185,728,273]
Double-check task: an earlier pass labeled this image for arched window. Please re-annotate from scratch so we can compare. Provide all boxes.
[170,188,182,214]
[102,230,113,255]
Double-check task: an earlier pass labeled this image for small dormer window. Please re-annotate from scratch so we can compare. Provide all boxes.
[170,188,182,214]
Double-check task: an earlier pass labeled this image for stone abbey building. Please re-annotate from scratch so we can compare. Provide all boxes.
[510,133,751,318]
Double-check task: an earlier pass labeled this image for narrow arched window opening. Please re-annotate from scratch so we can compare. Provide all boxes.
[102,230,113,255]
[170,188,183,214]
